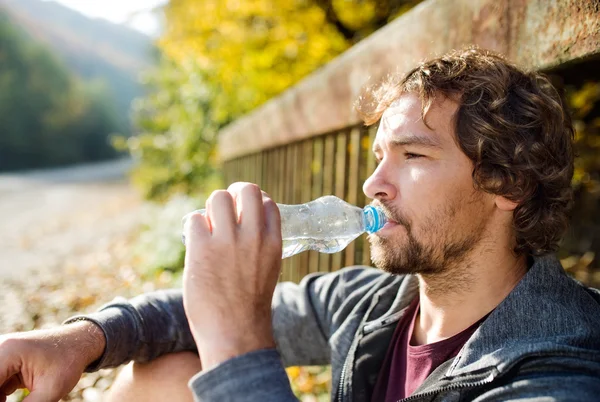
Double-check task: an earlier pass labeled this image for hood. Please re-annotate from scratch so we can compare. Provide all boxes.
[447,254,600,378]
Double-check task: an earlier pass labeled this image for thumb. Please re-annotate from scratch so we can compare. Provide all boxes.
[23,388,60,402]
[22,378,67,402]
[0,375,22,396]
[0,344,18,385]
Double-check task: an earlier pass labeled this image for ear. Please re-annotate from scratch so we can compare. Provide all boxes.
[495,196,519,212]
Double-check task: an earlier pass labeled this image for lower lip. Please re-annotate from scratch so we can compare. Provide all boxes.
[376,221,399,235]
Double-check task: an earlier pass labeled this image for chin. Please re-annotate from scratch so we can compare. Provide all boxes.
[368,231,431,276]
[369,238,409,275]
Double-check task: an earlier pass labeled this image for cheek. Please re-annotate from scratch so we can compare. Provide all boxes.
[400,164,467,222]
[400,165,439,201]
[409,167,425,182]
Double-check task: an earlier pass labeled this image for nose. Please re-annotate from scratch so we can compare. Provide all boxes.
[362,162,398,202]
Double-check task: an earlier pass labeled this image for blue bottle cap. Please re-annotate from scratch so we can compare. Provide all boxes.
[363,205,387,234]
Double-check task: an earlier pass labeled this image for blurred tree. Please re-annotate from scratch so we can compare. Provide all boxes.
[0,12,122,171]
[315,0,422,40]
[125,0,421,200]
[114,58,221,200]
[560,79,600,283]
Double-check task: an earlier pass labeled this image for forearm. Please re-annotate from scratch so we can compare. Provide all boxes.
[61,320,107,370]
[64,289,196,371]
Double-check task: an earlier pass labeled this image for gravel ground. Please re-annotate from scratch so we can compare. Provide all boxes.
[0,158,140,280]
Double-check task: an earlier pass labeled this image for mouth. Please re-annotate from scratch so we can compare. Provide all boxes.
[378,220,400,234]
[370,202,400,226]
[368,202,409,237]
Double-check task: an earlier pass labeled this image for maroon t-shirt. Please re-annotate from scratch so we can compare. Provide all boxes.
[371,297,485,402]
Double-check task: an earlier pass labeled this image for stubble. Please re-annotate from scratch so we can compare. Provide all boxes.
[369,191,489,294]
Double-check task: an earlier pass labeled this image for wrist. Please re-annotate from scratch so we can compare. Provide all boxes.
[64,320,107,368]
[196,333,276,371]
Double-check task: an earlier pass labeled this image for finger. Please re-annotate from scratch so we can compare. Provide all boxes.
[22,382,66,402]
[228,183,264,231]
[183,212,211,245]
[206,190,237,238]
[226,182,247,222]
[263,196,282,251]
[22,390,54,402]
[0,375,21,396]
[0,366,19,396]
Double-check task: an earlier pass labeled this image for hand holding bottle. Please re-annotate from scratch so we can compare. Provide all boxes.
[182,182,282,371]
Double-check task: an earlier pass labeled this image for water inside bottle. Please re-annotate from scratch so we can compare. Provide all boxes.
[181,195,382,258]
[281,234,361,258]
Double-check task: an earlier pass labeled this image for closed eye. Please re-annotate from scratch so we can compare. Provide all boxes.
[374,153,423,164]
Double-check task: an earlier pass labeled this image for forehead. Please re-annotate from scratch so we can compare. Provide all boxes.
[374,93,458,149]
[382,94,423,130]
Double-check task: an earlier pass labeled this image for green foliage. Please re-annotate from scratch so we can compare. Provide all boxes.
[0,13,123,171]
[132,195,201,275]
[114,58,222,201]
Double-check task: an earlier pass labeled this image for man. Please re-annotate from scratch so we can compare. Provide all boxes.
[1,47,600,402]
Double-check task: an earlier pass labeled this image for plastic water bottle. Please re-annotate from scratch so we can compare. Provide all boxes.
[181,195,386,259]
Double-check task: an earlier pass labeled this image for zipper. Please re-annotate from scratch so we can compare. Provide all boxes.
[396,347,600,402]
[396,349,568,402]
[336,291,385,402]
[336,355,349,402]
[397,377,495,402]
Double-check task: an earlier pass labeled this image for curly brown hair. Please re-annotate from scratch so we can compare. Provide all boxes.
[356,46,574,257]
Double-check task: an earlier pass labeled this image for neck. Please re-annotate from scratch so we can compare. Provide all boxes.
[412,241,528,346]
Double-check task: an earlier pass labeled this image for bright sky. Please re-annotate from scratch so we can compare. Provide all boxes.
[47,0,168,36]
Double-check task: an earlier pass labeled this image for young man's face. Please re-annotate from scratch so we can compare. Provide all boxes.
[363,92,496,276]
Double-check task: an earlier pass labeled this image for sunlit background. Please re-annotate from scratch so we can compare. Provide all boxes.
[49,0,166,36]
[0,1,598,401]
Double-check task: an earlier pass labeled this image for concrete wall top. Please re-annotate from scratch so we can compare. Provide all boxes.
[219,0,600,160]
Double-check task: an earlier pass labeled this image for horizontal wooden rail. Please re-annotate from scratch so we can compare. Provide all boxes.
[218,0,600,161]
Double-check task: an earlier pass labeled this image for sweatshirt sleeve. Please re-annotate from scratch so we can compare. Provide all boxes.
[188,348,298,402]
[63,266,382,372]
[63,288,195,371]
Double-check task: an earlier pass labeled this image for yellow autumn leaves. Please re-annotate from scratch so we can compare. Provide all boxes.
[126,0,417,200]
[159,0,349,122]
[286,365,332,400]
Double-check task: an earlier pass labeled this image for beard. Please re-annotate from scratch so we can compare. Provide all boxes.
[369,196,488,277]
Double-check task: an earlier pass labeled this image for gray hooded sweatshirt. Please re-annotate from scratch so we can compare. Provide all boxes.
[67,254,600,401]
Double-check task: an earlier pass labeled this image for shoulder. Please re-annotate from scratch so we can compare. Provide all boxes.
[470,357,600,401]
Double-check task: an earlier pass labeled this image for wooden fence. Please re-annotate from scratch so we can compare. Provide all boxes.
[219,0,600,283]
[223,124,378,282]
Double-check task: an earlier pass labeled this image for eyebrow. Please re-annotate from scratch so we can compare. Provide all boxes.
[372,134,443,154]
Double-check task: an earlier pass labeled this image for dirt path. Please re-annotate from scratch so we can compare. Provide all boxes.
[0,159,142,280]
[0,159,156,401]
